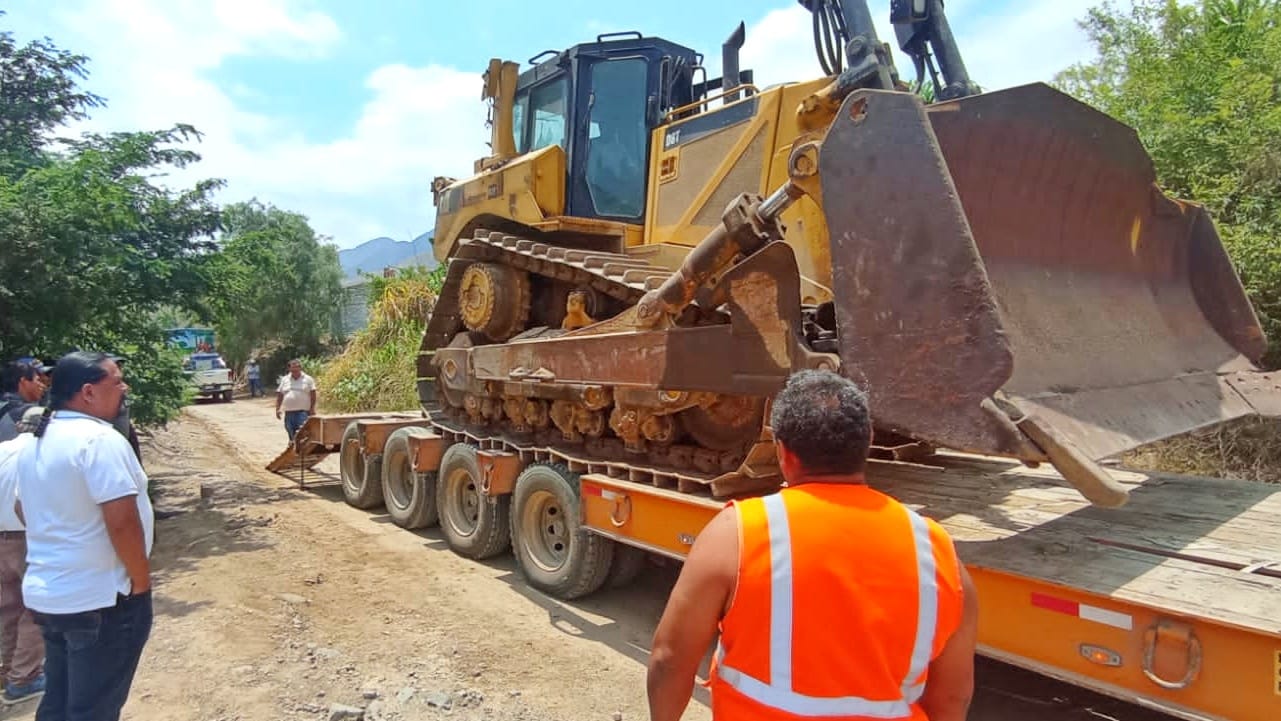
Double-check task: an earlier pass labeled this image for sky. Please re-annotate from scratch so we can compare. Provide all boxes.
[4,0,1109,250]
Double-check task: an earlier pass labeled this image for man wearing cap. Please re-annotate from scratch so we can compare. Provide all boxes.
[0,407,46,703]
[14,359,53,398]
[0,361,47,442]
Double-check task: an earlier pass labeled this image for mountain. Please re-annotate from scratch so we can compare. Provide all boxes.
[338,233,437,279]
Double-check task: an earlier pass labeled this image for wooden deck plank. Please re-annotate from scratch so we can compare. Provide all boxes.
[865,454,1281,634]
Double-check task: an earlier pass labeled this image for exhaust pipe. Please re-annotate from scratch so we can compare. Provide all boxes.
[722,22,746,102]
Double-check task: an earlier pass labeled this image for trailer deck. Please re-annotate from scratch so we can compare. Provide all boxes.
[873,455,1279,721]
[269,416,1281,721]
[580,453,1281,721]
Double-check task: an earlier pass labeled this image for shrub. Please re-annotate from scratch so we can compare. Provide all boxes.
[318,266,443,413]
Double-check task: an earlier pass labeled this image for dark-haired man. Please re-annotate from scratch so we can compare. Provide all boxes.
[0,361,47,442]
[275,359,316,441]
[647,369,978,721]
[0,407,45,703]
[15,352,152,721]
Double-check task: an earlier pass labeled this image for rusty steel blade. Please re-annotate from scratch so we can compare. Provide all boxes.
[928,82,1280,459]
[818,89,1041,460]
[819,84,1281,463]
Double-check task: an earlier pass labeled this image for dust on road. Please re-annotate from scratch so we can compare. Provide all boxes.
[1,398,1178,720]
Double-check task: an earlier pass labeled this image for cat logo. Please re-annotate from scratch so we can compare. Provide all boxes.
[663,129,681,149]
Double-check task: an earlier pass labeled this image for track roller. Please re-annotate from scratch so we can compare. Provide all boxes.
[458,262,531,341]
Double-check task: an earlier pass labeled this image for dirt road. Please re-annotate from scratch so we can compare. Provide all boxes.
[2,398,1179,720]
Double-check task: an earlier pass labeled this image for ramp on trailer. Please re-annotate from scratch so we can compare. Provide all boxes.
[265,412,421,483]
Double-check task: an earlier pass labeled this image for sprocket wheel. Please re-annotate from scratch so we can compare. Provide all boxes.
[680,395,765,452]
[458,262,531,341]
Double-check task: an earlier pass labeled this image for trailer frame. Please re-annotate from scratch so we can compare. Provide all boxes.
[269,413,1281,721]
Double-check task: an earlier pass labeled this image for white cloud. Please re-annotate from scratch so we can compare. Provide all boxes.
[30,0,1109,250]
[41,0,488,249]
[952,1,1105,90]
[738,1,1102,92]
[238,63,488,196]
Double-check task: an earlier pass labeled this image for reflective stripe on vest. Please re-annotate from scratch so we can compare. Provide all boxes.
[716,492,939,719]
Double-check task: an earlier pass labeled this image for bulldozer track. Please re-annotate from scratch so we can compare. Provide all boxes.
[426,417,770,497]
[411,230,778,497]
[418,230,675,402]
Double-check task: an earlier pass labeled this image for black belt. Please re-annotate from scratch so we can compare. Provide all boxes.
[0,530,25,539]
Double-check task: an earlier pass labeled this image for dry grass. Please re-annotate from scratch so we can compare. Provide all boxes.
[1121,417,1281,483]
[318,269,441,413]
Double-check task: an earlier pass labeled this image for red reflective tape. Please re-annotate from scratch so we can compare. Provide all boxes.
[1031,592,1079,617]
[581,484,604,497]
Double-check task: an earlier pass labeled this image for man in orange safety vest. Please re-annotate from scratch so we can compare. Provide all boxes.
[647,369,978,721]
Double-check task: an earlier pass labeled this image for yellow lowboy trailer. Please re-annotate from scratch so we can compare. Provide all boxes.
[270,415,1281,721]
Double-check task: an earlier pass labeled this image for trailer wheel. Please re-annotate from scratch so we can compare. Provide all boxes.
[381,428,438,529]
[437,443,511,559]
[340,421,383,509]
[511,463,614,599]
[605,544,648,589]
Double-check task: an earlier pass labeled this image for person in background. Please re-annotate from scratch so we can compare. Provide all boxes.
[14,352,153,721]
[0,360,47,442]
[647,369,978,721]
[275,359,317,441]
[12,358,51,389]
[0,407,47,704]
[106,356,143,464]
[245,359,262,398]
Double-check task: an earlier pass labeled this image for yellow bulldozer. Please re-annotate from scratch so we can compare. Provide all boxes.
[418,0,1281,507]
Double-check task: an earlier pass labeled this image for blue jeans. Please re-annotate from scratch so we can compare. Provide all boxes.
[284,410,310,440]
[35,591,152,721]
[248,378,262,397]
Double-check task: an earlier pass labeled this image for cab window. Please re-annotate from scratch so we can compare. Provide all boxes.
[512,93,529,154]
[585,58,648,218]
[529,77,568,151]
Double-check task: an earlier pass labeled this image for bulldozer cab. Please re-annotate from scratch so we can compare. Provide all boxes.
[510,34,705,224]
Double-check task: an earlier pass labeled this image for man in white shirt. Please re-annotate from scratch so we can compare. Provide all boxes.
[15,352,153,721]
[275,359,317,441]
[0,408,45,704]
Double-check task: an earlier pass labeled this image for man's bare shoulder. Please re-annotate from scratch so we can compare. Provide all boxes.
[701,506,738,549]
[688,506,739,587]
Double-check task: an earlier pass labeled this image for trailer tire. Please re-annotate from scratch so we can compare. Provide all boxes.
[605,544,647,589]
[340,421,383,509]
[437,443,510,559]
[511,463,614,600]
[381,428,438,529]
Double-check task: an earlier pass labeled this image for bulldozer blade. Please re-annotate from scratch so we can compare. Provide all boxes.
[819,89,1040,460]
[819,85,1281,463]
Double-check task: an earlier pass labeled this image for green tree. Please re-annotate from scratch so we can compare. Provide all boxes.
[1057,0,1281,364]
[210,200,344,371]
[0,126,224,424]
[0,23,223,425]
[0,17,104,178]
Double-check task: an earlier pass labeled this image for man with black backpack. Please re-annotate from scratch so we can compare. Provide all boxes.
[0,360,48,443]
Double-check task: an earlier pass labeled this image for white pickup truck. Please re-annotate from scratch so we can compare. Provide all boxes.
[184,352,234,402]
